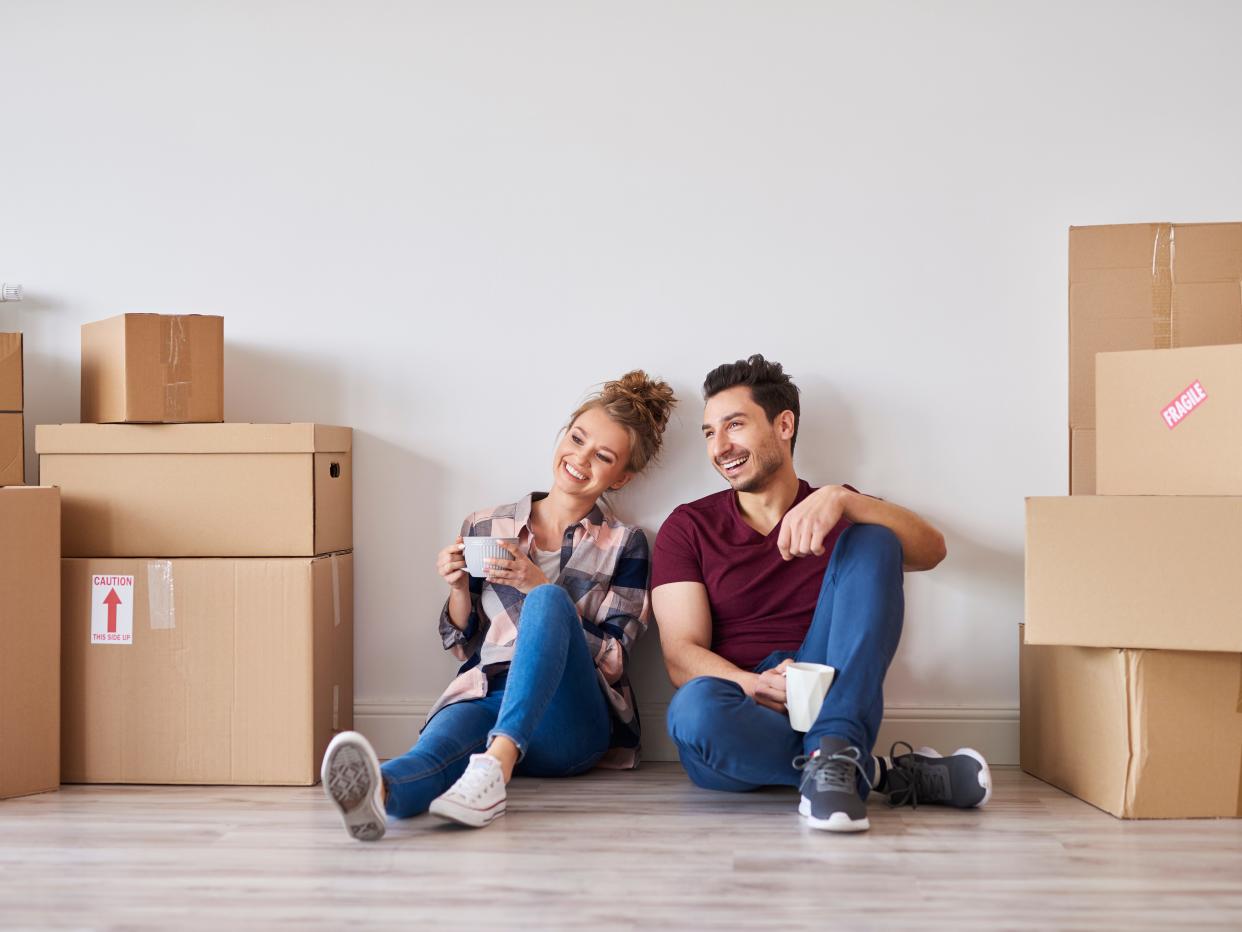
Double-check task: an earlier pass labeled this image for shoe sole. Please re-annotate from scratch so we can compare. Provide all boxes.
[429,795,506,828]
[798,797,870,833]
[321,734,387,841]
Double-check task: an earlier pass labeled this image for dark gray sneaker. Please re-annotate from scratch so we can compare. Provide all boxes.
[322,731,387,841]
[883,741,992,809]
[794,737,873,833]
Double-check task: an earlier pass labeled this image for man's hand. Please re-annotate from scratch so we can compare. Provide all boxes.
[744,658,793,713]
[778,485,850,560]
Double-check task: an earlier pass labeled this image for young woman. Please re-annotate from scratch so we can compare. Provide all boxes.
[322,371,676,840]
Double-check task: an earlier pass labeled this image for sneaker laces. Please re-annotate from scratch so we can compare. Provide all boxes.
[793,745,873,795]
[451,757,501,802]
[886,740,946,809]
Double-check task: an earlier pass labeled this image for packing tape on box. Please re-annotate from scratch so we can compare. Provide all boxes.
[160,315,192,421]
[1151,222,1173,349]
[331,553,341,627]
[147,560,175,630]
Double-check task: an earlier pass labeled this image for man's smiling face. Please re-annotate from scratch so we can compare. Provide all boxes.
[701,386,791,493]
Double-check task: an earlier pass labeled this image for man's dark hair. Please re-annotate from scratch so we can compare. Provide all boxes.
[702,354,800,454]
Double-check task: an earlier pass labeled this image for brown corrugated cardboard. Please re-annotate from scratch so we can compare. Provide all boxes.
[81,313,224,423]
[0,333,21,411]
[1026,496,1242,652]
[1069,428,1094,495]
[0,412,23,486]
[61,552,353,785]
[1068,222,1242,492]
[37,423,351,557]
[0,487,61,800]
[1020,626,1242,819]
[1097,343,1242,495]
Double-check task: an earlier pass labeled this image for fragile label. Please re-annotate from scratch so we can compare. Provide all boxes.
[1161,380,1208,429]
[91,575,134,645]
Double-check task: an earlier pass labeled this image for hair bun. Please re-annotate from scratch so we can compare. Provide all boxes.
[603,370,677,434]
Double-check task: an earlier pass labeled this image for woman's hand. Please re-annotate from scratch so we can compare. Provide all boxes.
[484,541,550,594]
[437,537,470,591]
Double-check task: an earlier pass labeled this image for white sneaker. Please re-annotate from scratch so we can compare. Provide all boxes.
[321,731,387,841]
[428,754,507,828]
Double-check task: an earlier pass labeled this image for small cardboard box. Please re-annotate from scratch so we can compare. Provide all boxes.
[0,412,23,486]
[0,487,61,800]
[61,552,353,785]
[1026,495,1242,652]
[1069,222,1242,493]
[81,313,223,423]
[1097,343,1242,495]
[37,423,351,557]
[0,333,21,411]
[1020,626,1242,819]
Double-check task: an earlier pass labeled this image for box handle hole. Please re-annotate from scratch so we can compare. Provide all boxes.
[329,462,341,478]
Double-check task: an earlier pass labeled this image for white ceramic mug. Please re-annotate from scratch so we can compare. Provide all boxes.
[784,662,837,732]
[462,537,519,578]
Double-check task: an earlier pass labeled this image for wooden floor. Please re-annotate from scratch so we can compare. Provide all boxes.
[2,766,1241,930]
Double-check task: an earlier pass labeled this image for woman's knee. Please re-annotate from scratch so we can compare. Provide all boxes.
[521,583,576,624]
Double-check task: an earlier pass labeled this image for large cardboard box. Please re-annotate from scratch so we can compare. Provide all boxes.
[1069,222,1242,493]
[0,487,61,800]
[1026,495,1242,652]
[0,332,21,411]
[61,552,353,785]
[1097,343,1242,495]
[0,412,23,486]
[1020,626,1242,819]
[81,313,224,424]
[37,423,351,557]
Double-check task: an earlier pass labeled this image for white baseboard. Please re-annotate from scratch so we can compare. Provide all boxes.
[356,699,1019,766]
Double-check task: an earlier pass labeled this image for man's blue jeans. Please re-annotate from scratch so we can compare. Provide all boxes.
[666,524,905,798]
[381,584,612,819]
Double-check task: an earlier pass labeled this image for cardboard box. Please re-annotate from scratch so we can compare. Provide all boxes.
[81,313,223,423]
[1020,626,1242,819]
[1097,343,1242,495]
[1069,428,1094,495]
[1026,496,1242,652]
[1,412,23,486]
[37,423,351,557]
[61,552,353,785]
[0,487,61,800]
[1069,222,1242,492]
[0,332,21,411]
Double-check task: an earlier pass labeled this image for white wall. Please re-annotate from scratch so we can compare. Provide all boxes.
[4,1,1242,763]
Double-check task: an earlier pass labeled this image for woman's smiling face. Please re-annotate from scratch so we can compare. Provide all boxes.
[551,405,634,500]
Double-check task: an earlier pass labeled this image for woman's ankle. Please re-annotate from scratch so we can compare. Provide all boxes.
[485,736,520,783]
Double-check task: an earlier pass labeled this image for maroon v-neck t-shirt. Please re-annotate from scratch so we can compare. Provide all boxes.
[651,479,855,670]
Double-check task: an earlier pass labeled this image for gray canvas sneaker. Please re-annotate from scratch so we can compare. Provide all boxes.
[795,736,873,833]
[321,731,387,841]
[882,741,992,809]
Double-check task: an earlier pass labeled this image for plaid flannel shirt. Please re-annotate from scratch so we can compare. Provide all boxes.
[430,492,652,769]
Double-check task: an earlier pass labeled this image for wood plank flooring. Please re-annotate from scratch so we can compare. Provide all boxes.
[1,766,1241,930]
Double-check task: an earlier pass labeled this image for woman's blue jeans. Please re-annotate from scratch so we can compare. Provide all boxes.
[665,524,905,798]
[381,584,612,819]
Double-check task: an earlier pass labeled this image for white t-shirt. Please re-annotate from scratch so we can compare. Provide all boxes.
[531,543,561,583]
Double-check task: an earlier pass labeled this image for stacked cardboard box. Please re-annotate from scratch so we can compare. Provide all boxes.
[37,315,354,785]
[1026,230,1242,818]
[1,333,23,485]
[0,486,61,800]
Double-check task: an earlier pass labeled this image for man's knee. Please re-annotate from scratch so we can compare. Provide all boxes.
[666,676,739,748]
[840,523,903,573]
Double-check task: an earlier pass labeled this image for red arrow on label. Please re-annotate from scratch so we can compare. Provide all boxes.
[103,588,122,634]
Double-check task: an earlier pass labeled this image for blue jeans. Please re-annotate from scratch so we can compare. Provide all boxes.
[381,584,612,819]
[666,524,905,798]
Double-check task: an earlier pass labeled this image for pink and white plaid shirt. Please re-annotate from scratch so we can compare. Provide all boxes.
[430,493,652,769]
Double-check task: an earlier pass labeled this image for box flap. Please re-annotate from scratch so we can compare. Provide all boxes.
[36,423,351,454]
[0,333,22,411]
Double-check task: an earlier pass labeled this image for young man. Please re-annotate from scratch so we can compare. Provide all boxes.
[653,356,990,833]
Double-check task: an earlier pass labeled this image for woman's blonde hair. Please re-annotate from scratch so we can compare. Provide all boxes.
[566,370,677,473]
